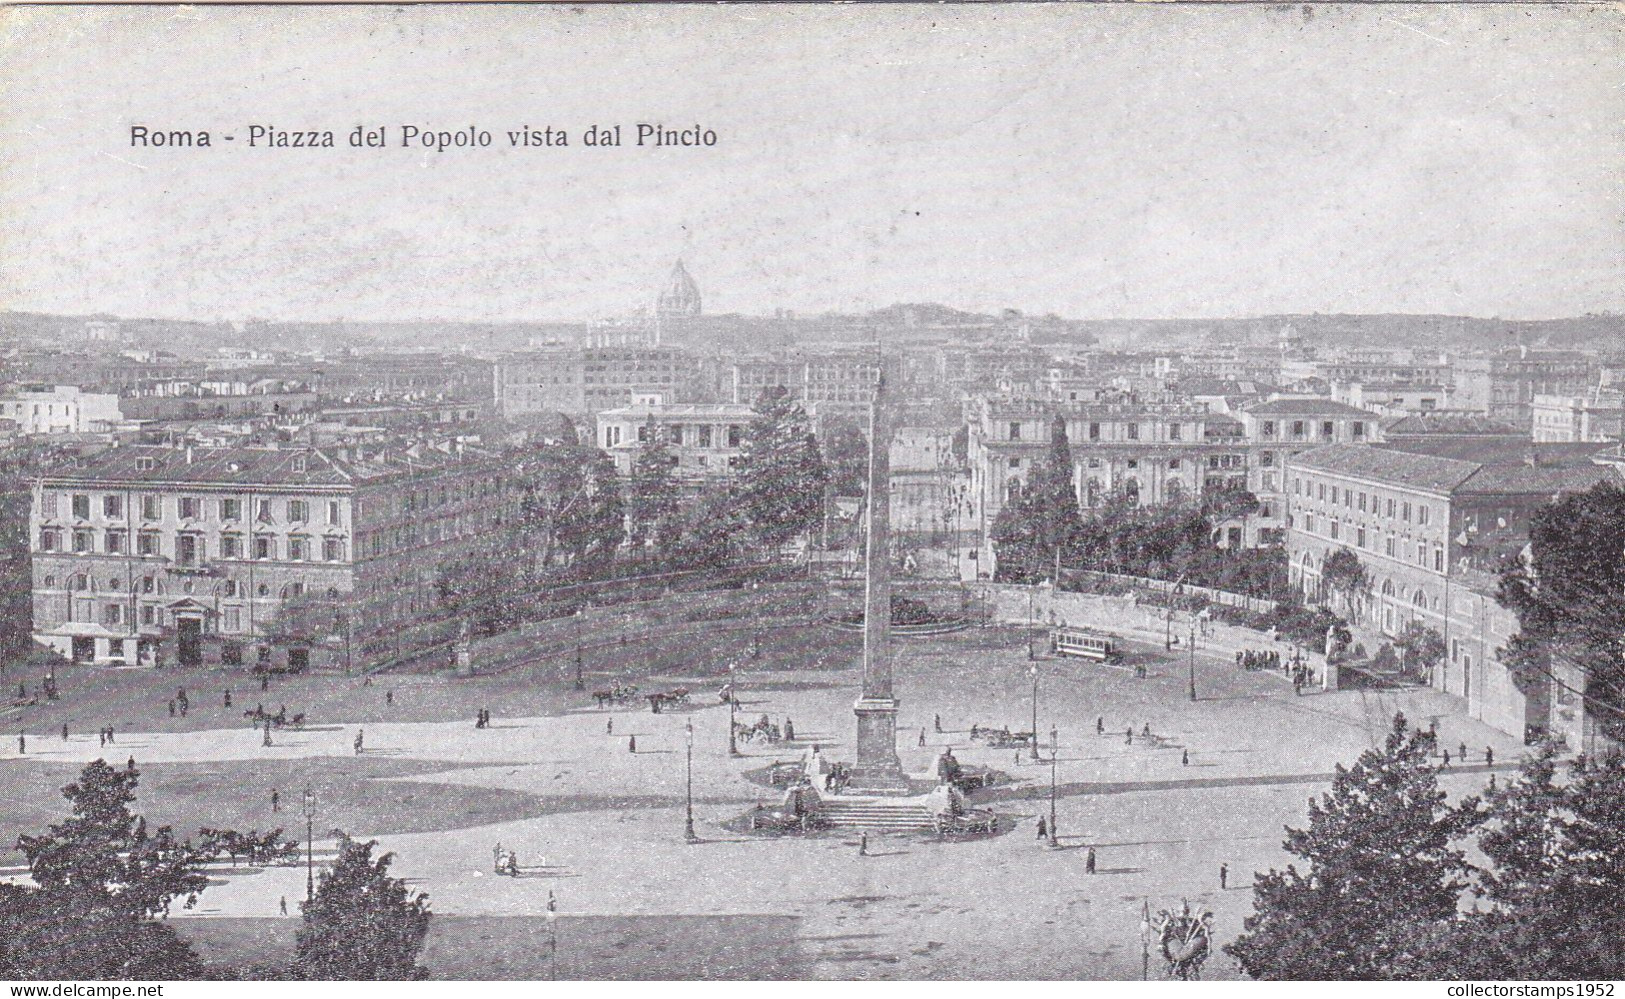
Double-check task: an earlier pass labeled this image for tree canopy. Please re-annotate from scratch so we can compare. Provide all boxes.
[294,835,432,980]
[736,386,828,548]
[627,419,681,552]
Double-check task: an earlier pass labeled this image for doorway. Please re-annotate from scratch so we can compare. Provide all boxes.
[177,617,203,667]
[71,636,95,663]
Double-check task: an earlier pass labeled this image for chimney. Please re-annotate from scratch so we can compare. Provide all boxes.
[185,444,194,464]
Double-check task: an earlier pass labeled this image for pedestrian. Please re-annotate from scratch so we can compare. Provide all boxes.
[1142,723,1150,738]
[1181,749,1189,766]
[1459,742,1468,764]
[354,729,364,754]
[858,833,868,856]
[933,713,942,733]
[1219,863,1228,890]
[271,789,280,812]
[126,755,135,771]
[1126,727,1133,745]
[606,718,614,735]
[918,728,926,747]
[784,718,794,741]
[107,726,114,744]
[17,733,24,755]
[1085,846,1096,874]
[1442,749,1451,767]
[1036,816,1048,840]
[99,728,106,748]
[1096,716,1104,735]
[628,734,636,753]
[385,690,393,707]
[1485,746,1494,768]
[224,690,232,709]
[61,722,68,742]
[168,699,176,717]
[279,896,288,916]
[1014,751,1021,766]
[1488,773,1497,792]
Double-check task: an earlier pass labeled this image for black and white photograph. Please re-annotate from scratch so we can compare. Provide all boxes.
[1,2,1623,984]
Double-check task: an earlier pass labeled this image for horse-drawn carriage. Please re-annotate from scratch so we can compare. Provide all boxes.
[733,713,784,745]
[933,808,998,837]
[592,683,639,708]
[969,725,1035,749]
[244,706,305,729]
[1151,902,1214,980]
[767,760,806,787]
[645,687,691,713]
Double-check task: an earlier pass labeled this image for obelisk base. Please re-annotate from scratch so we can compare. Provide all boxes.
[847,697,911,796]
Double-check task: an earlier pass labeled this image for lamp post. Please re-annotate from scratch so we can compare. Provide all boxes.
[573,611,585,691]
[1047,738,1059,848]
[684,719,698,843]
[301,788,316,902]
[545,891,558,981]
[727,663,740,757]
[1027,586,1036,660]
[1187,619,1197,703]
[1028,663,1040,761]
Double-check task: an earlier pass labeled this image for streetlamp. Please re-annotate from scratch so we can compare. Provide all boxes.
[1187,619,1197,703]
[727,663,740,757]
[684,719,698,843]
[545,891,558,981]
[1028,663,1040,761]
[1047,735,1059,848]
[573,611,585,691]
[301,788,316,902]
[1027,586,1036,660]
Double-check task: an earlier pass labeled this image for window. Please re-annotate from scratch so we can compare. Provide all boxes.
[288,536,308,562]
[1292,421,1306,438]
[1260,452,1274,467]
[1353,422,1365,439]
[1321,421,1334,438]
[137,531,159,556]
[1417,542,1427,565]
[103,495,122,518]
[141,495,160,520]
[636,423,649,443]
[327,501,341,525]
[669,425,683,446]
[1088,422,1100,441]
[40,492,59,518]
[224,579,238,597]
[1344,489,1353,507]
[1357,527,1366,548]
[288,499,309,522]
[1434,548,1444,572]
[220,534,243,559]
[1127,423,1140,440]
[103,603,122,626]
[71,494,90,519]
[1008,422,1022,441]
[223,608,242,633]
[105,530,125,554]
[1304,514,1315,532]
[1402,502,1411,522]
[1169,458,1181,470]
[39,528,58,552]
[176,534,201,566]
[220,498,240,520]
[141,605,155,625]
[178,496,201,520]
[1009,458,1022,470]
[256,499,274,524]
[1168,423,1181,440]
[1358,492,1367,512]
[1330,521,1340,539]
[72,530,92,552]
[1386,537,1395,557]
[697,425,713,448]
[1127,458,1139,470]
[727,425,742,447]
[254,535,274,560]
[1262,420,1276,437]
[1318,483,1326,501]
[323,537,343,561]
[1386,498,1395,518]
[1418,505,1430,525]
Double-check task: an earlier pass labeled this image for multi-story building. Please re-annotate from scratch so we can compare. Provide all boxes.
[30,443,520,671]
[0,386,123,435]
[729,350,881,425]
[594,402,754,486]
[1284,439,1619,743]
[1451,349,1595,429]
[1530,389,1625,443]
[494,347,702,421]
[1235,398,1381,547]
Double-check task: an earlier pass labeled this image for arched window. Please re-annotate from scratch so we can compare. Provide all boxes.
[43,575,55,588]
[257,583,270,597]
[70,573,90,592]
[1124,478,1141,503]
[1165,479,1183,503]
[106,578,120,591]
[1413,589,1428,608]
[1005,478,1023,504]
[1381,579,1395,597]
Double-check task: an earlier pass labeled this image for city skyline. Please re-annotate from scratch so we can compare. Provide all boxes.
[3,4,1622,325]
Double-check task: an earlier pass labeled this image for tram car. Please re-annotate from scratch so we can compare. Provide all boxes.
[1049,626,1123,663]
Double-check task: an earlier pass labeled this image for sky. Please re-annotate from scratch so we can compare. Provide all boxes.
[1,4,1621,324]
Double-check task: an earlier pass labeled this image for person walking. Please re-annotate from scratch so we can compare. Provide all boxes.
[279,896,288,916]
[858,833,868,856]
[17,733,24,755]
[354,729,365,754]
[168,699,176,718]
[107,726,114,744]
[918,728,926,747]
[99,728,106,748]
[61,722,68,742]
[606,718,614,735]
[1219,863,1229,889]
[126,755,135,771]
[271,789,280,813]
[1442,749,1451,767]
[1085,846,1096,874]
[933,713,942,733]
[1459,741,1468,764]
[224,689,232,709]
[628,734,636,753]
[1096,716,1104,736]
[1181,749,1189,767]
[1036,816,1048,840]
[385,690,393,707]
[1125,727,1133,746]
[1485,746,1494,768]
[1141,723,1150,738]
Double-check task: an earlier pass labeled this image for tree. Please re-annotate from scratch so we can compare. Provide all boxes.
[736,386,828,548]
[1393,621,1447,681]
[627,419,681,553]
[1226,714,1475,979]
[294,835,431,980]
[1498,480,1625,744]
[1320,545,1369,615]
[992,415,1084,582]
[818,416,869,497]
[1451,744,1625,979]
[514,443,625,578]
[0,761,212,979]
[670,485,748,572]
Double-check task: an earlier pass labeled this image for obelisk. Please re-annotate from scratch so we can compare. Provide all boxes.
[847,361,910,795]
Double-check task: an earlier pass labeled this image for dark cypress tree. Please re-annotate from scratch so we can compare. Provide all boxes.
[294,836,431,980]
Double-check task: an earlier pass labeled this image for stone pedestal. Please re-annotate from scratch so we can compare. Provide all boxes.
[847,697,910,795]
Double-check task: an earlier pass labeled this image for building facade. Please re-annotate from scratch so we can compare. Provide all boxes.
[0,386,123,435]
[31,443,520,671]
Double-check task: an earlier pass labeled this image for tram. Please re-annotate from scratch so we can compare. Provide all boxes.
[1049,626,1123,662]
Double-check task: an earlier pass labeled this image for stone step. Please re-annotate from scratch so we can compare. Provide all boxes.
[816,799,938,831]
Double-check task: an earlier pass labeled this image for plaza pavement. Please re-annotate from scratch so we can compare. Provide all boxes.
[1,625,1524,979]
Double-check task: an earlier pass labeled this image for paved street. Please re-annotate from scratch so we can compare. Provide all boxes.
[0,624,1522,979]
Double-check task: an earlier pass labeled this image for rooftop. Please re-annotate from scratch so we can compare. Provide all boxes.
[1380,412,1525,438]
[1244,398,1372,417]
[1290,441,1622,497]
[36,443,490,488]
